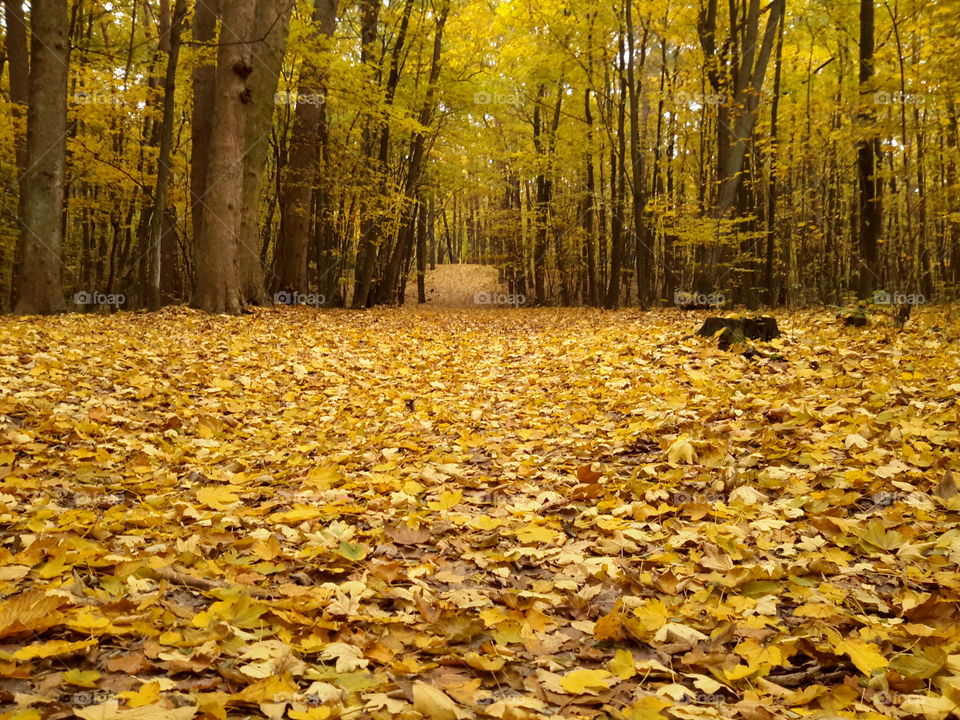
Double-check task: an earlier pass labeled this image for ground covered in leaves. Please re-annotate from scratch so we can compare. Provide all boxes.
[1,306,959,720]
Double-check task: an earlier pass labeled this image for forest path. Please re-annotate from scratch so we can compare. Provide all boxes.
[401,263,507,307]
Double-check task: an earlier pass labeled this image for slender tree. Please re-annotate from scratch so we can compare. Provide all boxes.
[857,0,882,298]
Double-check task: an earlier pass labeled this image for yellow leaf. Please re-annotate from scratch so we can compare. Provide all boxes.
[609,649,636,679]
[196,486,239,510]
[195,693,230,720]
[463,651,506,672]
[559,669,612,695]
[468,515,504,530]
[13,639,96,660]
[836,639,888,675]
[0,590,64,638]
[515,525,560,544]
[64,669,101,688]
[412,682,459,720]
[67,611,112,633]
[622,696,673,720]
[288,709,331,720]
[667,435,697,465]
[632,598,670,634]
[428,489,462,511]
[119,682,161,707]
[238,674,299,704]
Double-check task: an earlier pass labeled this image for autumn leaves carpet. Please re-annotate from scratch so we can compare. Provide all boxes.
[1,307,959,719]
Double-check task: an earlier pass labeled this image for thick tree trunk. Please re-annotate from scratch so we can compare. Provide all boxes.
[714,0,785,216]
[239,0,295,305]
[273,0,339,297]
[14,0,68,315]
[192,0,257,314]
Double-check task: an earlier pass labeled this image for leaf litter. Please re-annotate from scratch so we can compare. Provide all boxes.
[0,306,959,720]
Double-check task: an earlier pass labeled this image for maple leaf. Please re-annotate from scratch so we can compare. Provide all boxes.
[560,669,613,694]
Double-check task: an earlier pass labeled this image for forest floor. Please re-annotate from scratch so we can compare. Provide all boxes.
[1,306,959,720]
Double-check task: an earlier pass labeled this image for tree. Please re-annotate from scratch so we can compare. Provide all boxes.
[857,0,882,298]
[3,0,29,311]
[192,0,258,314]
[145,0,189,310]
[273,0,339,298]
[14,0,69,315]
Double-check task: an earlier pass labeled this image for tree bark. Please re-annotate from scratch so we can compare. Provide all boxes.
[192,0,257,314]
[146,0,188,310]
[239,0,295,305]
[14,0,68,315]
[857,0,882,298]
[190,0,220,254]
[4,0,29,311]
[273,0,339,297]
[351,0,384,308]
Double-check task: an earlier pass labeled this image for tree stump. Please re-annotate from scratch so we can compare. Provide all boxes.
[697,316,781,351]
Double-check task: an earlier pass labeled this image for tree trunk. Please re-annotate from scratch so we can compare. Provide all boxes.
[764,1,786,305]
[274,0,339,297]
[14,0,68,315]
[605,32,628,310]
[857,0,882,298]
[239,0,295,305]
[4,0,29,311]
[714,0,785,216]
[146,0,188,311]
[189,0,219,253]
[351,0,383,308]
[192,0,257,314]
[625,0,650,308]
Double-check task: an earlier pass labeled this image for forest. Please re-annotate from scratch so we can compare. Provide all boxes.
[1,0,957,313]
[2,2,960,720]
